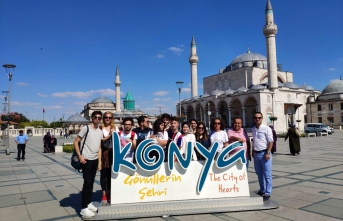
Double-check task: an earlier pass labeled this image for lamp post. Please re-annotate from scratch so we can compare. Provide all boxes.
[176,81,184,130]
[3,64,15,155]
[208,103,212,130]
[53,116,56,135]
[1,91,9,150]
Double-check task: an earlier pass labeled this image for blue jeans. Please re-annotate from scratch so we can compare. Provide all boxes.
[254,151,272,195]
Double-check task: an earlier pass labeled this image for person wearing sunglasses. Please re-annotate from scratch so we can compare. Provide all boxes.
[189,119,198,134]
[195,122,210,160]
[209,117,229,156]
[99,111,118,202]
[73,111,103,218]
[252,111,274,202]
[227,117,251,169]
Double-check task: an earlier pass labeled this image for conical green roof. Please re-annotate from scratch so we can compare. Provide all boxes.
[124,91,134,101]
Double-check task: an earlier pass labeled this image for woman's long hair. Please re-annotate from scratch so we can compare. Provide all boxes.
[153,119,164,135]
[101,111,115,129]
[195,121,208,141]
[210,117,226,131]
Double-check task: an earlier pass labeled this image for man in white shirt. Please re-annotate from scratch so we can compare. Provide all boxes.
[119,117,137,162]
[252,112,274,201]
[73,111,103,218]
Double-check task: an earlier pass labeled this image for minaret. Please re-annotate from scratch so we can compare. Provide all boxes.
[114,66,121,112]
[263,0,278,89]
[189,36,199,97]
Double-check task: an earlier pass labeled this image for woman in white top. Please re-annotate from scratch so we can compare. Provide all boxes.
[210,117,229,154]
[100,111,119,202]
[147,119,168,162]
[180,122,197,161]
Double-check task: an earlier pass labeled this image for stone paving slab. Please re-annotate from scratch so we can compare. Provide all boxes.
[0,131,342,221]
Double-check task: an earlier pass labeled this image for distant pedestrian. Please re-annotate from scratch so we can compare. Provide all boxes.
[43,132,51,153]
[252,112,273,201]
[269,125,277,153]
[15,130,28,161]
[285,124,301,156]
[60,130,62,137]
[49,135,57,152]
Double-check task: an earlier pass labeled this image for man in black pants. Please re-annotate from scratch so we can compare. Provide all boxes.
[73,111,103,218]
[15,130,28,161]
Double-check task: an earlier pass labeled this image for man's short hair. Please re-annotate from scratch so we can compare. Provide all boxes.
[253,111,263,118]
[91,111,103,118]
[232,117,242,122]
[170,116,179,123]
[137,115,147,125]
[161,113,171,120]
[122,117,134,125]
[19,130,23,133]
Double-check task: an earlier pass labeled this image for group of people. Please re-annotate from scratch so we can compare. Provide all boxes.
[43,132,57,153]
[73,111,279,218]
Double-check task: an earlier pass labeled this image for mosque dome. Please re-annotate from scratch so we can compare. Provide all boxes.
[251,84,266,90]
[90,96,113,103]
[322,79,343,94]
[224,49,268,71]
[202,93,210,98]
[183,98,191,102]
[278,82,284,87]
[237,86,249,92]
[192,96,200,100]
[65,113,88,123]
[283,82,299,89]
[224,88,235,95]
[299,83,314,91]
[212,89,224,96]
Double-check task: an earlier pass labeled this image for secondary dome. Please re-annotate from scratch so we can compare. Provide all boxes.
[283,82,299,89]
[322,79,343,94]
[90,96,113,103]
[299,83,314,91]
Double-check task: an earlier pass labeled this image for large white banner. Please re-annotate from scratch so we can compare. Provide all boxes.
[110,132,250,204]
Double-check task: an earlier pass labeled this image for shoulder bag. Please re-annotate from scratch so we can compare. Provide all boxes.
[71,126,89,173]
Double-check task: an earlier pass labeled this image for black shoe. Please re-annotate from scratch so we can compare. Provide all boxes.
[257,191,264,196]
[22,158,25,160]
[263,194,270,201]
[16,158,20,161]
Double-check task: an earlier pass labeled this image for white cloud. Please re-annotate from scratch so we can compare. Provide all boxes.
[328,68,336,71]
[153,91,169,96]
[17,82,29,86]
[153,97,172,102]
[155,54,164,58]
[11,101,41,106]
[73,101,87,106]
[154,98,161,101]
[45,105,63,109]
[37,93,48,97]
[168,46,184,55]
[181,88,191,93]
[51,88,123,98]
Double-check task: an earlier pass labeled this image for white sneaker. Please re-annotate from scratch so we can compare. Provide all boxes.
[87,202,98,212]
[80,208,95,218]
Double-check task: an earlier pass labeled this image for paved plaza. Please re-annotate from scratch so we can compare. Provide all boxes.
[0,131,342,221]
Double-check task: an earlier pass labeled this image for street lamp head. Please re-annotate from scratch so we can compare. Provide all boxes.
[3,64,16,73]
[176,81,184,87]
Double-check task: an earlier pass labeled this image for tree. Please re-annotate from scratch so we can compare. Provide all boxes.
[19,122,31,128]
[49,121,63,128]
[29,120,49,128]
[19,113,30,123]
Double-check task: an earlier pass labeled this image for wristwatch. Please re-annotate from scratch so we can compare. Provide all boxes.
[266,151,271,155]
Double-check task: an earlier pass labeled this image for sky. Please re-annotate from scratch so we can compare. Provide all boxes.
[1,0,342,123]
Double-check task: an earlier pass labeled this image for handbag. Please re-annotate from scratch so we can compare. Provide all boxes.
[101,136,112,151]
[71,126,89,173]
[295,128,301,137]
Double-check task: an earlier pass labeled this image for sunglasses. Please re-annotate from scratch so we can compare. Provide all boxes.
[124,124,132,126]
[254,117,262,120]
[214,122,221,125]
[198,127,204,129]
[104,116,113,119]
[93,116,102,120]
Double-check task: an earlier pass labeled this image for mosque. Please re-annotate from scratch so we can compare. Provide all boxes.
[177,0,343,132]
[63,66,155,133]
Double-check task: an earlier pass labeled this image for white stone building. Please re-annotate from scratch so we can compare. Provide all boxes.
[177,0,321,133]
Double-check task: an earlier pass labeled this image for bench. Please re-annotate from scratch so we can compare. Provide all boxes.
[306,133,316,137]
[55,145,63,153]
[318,132,328,136]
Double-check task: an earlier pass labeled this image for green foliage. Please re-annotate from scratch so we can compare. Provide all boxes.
[29,120,49,128]
[49,121,63,128]
[63,145,74,153]
[19,122,31,129]
[19,113,30,123]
